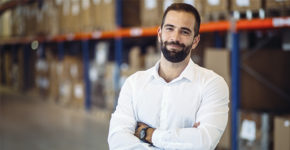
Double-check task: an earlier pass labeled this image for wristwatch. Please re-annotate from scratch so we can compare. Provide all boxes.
[139,127,150,143]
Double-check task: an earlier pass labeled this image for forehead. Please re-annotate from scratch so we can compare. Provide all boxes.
[164,10,196,31]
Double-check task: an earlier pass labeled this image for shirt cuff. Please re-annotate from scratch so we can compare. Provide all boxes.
[152,129,164,148]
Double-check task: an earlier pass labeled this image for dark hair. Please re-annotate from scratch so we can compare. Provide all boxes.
[161,3,201,37]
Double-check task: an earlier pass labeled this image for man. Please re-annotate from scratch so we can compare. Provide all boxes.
[108,3,229,150]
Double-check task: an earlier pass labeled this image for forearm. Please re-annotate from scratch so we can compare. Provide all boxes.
[108,114,154,150]
[152,126,219,150]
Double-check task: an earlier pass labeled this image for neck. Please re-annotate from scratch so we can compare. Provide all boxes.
[158,55,190,82]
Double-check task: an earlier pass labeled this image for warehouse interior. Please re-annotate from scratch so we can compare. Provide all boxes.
[0,0,290,150]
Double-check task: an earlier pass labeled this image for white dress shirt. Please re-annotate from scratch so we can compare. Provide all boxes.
[108,59,229,150]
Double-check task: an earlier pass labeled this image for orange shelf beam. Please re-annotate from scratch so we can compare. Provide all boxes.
[0,17,289,45]
[200,21,230,32]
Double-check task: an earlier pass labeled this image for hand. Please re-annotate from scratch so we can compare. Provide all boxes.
[134,122,155,144]
[134,122,149,138]
[193,122,200,128]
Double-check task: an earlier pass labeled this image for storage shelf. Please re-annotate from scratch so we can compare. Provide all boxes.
[0,0,35,15]
[0,17,289,45]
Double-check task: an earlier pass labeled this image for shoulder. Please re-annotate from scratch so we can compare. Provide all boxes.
[125,67,154,86]
[194,64,228,90]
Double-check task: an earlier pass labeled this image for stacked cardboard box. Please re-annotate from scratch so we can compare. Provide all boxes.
[204,0,229,21]
[140,0,204,27]
[57,56,84,108]
[204,48,231,150]
[239,111,273,150]
[122,0,141,27]
[90,42,116,109]
[274,115,290,150]
[1,9,12,37]
[80,0,93,32]
[91,0,102,30]
[11,5,25,37]
[37,1,59,36]
[241,50,290,112]
[104,62,116,110]
[231,0,262,12]
[101,0,116,30]
[25,3,38,36]
[266,0,290,10]
[35,58,50,96]
[140,0,163,27]
[204,0,228,13]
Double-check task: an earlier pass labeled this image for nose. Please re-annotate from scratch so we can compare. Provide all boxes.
[170,30,181,42]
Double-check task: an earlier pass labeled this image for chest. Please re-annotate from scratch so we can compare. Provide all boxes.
[133,82,202,129]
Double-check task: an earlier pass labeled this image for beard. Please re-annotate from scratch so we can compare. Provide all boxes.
[160,39,193,63]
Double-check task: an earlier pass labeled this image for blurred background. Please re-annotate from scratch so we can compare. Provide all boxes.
[0,0,290,150]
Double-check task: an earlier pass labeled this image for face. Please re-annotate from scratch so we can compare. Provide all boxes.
[158,11,200,63]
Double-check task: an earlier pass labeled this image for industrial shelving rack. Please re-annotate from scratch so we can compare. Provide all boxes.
[1,1,290,150]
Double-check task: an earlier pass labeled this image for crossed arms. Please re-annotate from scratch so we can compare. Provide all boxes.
[108,76,229,150]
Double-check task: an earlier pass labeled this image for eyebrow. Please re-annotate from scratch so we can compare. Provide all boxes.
[164,24,192,33]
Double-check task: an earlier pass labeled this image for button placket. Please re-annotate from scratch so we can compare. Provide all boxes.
[160,84,169,129]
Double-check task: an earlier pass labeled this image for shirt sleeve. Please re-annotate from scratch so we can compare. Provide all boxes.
[151,76,229,150]
[108,77,155,150]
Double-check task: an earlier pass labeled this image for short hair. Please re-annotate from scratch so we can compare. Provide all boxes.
[161,3,201,37]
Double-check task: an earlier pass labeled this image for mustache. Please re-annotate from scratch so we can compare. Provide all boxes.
[164,41,185,48]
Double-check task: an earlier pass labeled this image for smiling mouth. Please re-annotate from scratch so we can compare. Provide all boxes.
[167,44,183,50]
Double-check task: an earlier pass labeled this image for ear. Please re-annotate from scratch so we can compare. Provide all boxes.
[191,34,200,49]
[157,27,162,43]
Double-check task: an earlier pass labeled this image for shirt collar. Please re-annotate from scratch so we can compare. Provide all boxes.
[150,59,195,82]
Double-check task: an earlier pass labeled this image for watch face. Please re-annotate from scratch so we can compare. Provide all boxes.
[140,129,146,139]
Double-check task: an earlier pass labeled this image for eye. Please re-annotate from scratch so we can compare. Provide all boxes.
[165,27,174,32]
[181,30,190,35]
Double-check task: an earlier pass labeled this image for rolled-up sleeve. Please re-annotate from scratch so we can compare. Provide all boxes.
[151,76,229,150]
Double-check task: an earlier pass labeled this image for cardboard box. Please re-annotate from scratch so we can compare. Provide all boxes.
[162,0,205,23]
[71,80,85,108]
[100,0,116,31]
[90,62,106,108]
[25,3,37,36]
[91,0,102,30]
[274,115,290,150]
[41,1,59,36]
[231,0,262,12]
[35,58,50,96]
[204,48,231,149]
[58,79,73,105]
[204,0,228,13]
[140,0,163,27]
[80,0,93,32]
[1,10,12,37]
[104,62,116,110]
[266,0,290,9]
[58,0,76,34]
[70,0,81,33]
[11,5,25,37]
[122,0,141,27]
[204,48,231,85]
[239,111,273,150]
[241,50,290,112]
[48,60,59,102]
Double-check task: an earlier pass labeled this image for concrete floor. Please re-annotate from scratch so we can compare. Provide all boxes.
[0,89,110,150]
